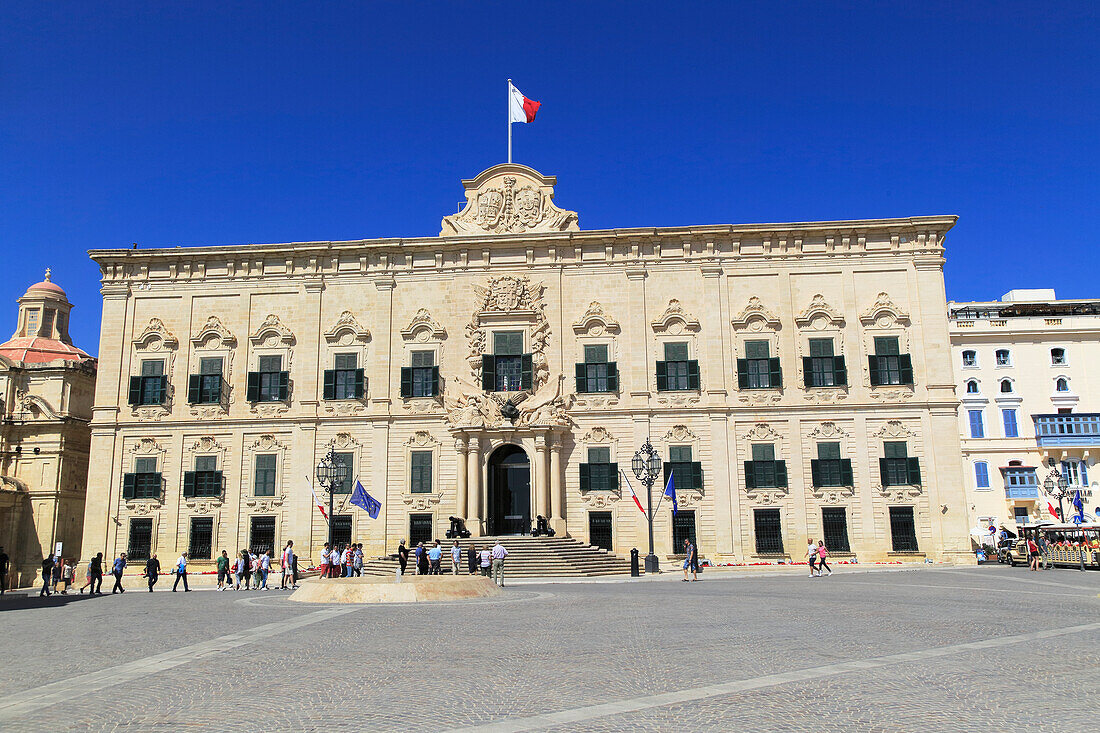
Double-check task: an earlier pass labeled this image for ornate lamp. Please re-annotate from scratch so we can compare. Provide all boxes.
[632,439,664,574]
[316,447,350,547]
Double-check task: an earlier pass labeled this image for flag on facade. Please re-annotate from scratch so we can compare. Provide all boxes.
[351,479,382,520]
[664,472,678,517]
[1072,490,1085,523]
[308,480,328,523]
[1047,501,1061,520]
[509,81,540,124]
[620,469,647,517]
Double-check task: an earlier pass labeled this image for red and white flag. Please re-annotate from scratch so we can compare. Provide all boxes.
[509,81,540,124]
[1047,502,1061,520]
[620,469,648,517]
[308,479,329,523]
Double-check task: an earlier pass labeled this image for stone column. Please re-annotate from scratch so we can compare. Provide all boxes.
[466,438,481,536]
[454,437,468,521]
[550,436,565,535]
[534,435,549,520]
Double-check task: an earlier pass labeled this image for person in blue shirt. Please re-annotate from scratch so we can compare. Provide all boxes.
[111,553,127,594]
[427,541,443,575]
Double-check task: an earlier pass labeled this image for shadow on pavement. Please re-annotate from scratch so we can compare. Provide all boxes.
[0,591,106,611]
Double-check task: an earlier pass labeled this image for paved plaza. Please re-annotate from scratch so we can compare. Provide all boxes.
[0,565,1097,732]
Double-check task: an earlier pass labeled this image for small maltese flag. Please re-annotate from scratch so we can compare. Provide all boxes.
[509,81,540,123]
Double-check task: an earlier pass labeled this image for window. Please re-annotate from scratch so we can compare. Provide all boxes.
[1004,467,1039,498]
[1014,506,1030,527]
[333,452,354,494]
[811,442,853,487]
[663,445,702,491]
[576,344,618,394]
[331,515,353,548]
[482,331,531,392]
[821,507,851,553]
[961,350,977,368]
[579,446,618,491]
[184,455,223,498]
[888,506,919,552]
[41,309,55,337]
[745,443,788,489]
[995,349,1011,366]
[672,511,697,553]
[1055,377,1069,392]
[657,342,699,392]
[968,410,985,438]
[1002,409,1018,438]
[409,513,433,546]
[324,353,364,400]
[974,461,990,489]
[965,380,979,394]
[1051,348,1066,365]
[122,457,162,500]
[753,508,784,554]
[410,451,433,493]
[738,340,782,389]
[803,338,846,388]
[402,350,440,398]
[249,516,276,556]
[880,442,920,487]
[188,357,224,404]
[1061,460,1088,487]
[254,454,277,497]
[247,355,289,402]
[999,379,1013,394]
[25,309,39,337]
[189,517,213,559]
[128,359,167,406]
[869,337,913,386]
[127,518,153,561]
[588,512,613,550]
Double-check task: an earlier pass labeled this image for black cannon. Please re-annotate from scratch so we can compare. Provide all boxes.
[531,514,555,537]
[446,516,472,539]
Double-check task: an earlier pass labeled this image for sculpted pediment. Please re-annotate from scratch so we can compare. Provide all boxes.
[440,164,579,236]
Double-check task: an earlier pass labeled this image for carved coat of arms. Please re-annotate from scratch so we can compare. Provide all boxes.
[441,165,579,236]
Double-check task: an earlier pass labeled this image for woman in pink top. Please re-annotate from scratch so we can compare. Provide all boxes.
[816,541,832,576]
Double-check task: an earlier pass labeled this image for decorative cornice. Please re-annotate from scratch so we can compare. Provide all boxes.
[572,302,621,336]
[860,292,910,327]
[400,309,447,341]
[651,299,701,334]
[731,297,781,332]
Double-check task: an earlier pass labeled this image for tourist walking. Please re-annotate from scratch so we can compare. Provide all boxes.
[144,554,161,592]
[1027,536,1041,571]
[342,544,353,577]
[807,538,819,577]
[353,543,363,577]
[416,542,428,575]
[110,553,127,594]
[0,546,8,595]
[816,541,832,576]
[233,552,245,590]
[682,538,699,582]
[479,546,491,576]
[281,541,295,589]
[82,553,104,595]
[428,541,443,575]
[397,539,409,576]
[216,550,230,590]
[467,545,478,575]
[319,542,332,579]
[241,549,252,589]
[61,559,74,594]
[251,551,263,589]
[173,552,190,591]
[39,555,54,596]
[491,540,508,587]
[1037,532,1050,570]
[451,540,462,575]
[259,550,271,589]
[51,556,63,594]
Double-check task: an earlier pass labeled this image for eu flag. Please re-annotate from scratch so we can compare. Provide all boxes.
[351,479,381,519]
[1072,489,1085,523]
[664,472,678,516]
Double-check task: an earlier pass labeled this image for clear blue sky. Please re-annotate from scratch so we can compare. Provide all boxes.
[2,2,1097,356]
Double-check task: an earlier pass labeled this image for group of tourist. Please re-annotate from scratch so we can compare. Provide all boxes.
[36,554,76,596]
[395,538,509,586]
[317,542,365,578]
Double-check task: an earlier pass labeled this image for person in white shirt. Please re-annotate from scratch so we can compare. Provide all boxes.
[479,548,492,577]
[330,546,341,578]
[491,541,508,587]
[807,539,819,578]
[450,541,462,575]
[259,551,271,590]
[281,541,293,589]
[172,552,190,592]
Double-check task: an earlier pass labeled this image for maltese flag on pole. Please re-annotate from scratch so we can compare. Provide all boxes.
[509,81,540,123]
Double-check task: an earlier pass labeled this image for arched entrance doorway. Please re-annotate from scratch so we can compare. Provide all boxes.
[486,445,531,536]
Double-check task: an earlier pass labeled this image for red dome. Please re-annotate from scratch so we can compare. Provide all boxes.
[0,337,93,365]
[24,279,67,299]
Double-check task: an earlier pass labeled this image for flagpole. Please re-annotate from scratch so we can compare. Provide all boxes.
[507,78,512,163]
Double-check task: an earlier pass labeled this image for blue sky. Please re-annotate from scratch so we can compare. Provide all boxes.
[1,2,1097,355]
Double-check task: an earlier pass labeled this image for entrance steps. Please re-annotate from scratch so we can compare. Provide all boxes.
[360,535,632,578]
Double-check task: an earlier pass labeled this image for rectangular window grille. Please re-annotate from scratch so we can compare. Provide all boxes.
[331,515,353,548]
[127,518,153,561]
[1002,409,1018,438]
[410,451,433,493]
[249,515,276,556]
[408,513,433,546]
[753,508,784,554]
[588,511,613,550]
[189,516,213,559]
[888,506,919,552]
[333,452,354,494]
[968,409,985,438]
[821,507,851,553]
[672,510,697,553]
[254,454,277,496]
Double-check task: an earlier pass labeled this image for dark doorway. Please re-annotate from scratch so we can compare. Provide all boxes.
[821,507,851,553]
[409,513,433,546]
[589,512,612,550]
[673,510,697,553]
[889,506,919,552]
[487,445,531,535]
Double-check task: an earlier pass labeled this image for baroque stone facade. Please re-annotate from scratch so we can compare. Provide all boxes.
[81,164,971,567]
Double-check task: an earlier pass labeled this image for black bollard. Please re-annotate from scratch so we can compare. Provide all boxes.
[630,548,640,577]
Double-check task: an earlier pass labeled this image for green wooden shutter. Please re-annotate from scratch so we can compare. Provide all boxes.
[907,457,921,485]
[736,359,750,389]
[430,366,440,396]
[481,355,495,391]
[691,462,703,491]
[520,354,533,390]
[354,369,365,398]
[655,361,668,391]
[687,360,700,390]
[744,461,756,489]
[156,376,168,404]
[868,355,881,386]
[899,354,914,385]
[803,357,815,388]
[879,457,890,486]
[122,473,137,500]
[400,367,413,397]
[188,375,201,404]
[278,371,290,400]
[663,462,671,487]
[183,471,196,498]
[322,370,336,400]
[579,463,590,491]
[128,376,142,405]
[768,358,782,389]
[775,460,788,488]
[575,363,587,393]
[606,362,619,392]
[833,356,848,386]
[810,459,822,487]
[610,462,619,490]
[840,458,854,486]
[246,372,260,402]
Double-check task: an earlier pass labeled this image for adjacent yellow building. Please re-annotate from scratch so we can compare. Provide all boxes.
[80,164,972,569]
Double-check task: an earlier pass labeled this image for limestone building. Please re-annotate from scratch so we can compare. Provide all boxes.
[81,164,971,568]
[949,289,1100,532]
[1,273,96,585]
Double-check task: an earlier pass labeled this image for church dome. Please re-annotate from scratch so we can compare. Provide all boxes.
[22,270,68,301]
[0,336,92,365]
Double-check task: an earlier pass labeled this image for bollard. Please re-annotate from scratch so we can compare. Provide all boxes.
[630,548,640,577]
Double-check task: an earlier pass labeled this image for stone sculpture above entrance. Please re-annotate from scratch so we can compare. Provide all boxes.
[440,164,580,236]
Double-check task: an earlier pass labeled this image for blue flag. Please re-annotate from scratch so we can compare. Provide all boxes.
[664,472,678,516]
[351,479,381,519]
[1072,490,1085,523]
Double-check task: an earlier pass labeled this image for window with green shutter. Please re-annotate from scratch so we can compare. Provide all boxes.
[185,455,222,498]
[485,331,530,392]
[576,344,617,394]
[658,342,698,391]
[402,350,439,398]
[880,441,920,486]
[738,340,781,389]
[249,355,289,402]
[124,457,162,500]
[324,353,363,400]
[580,446,617,491]
[254,454,277,497]
[804,338,846,388]
[869,336,913,386]
[745,443,786,488]
[811,442,852,487]
[130,359,167,405]
[188,357,224,404]
[410,451,432,493]
[664,445,702,492]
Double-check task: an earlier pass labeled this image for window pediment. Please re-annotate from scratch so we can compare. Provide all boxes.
[190,316,236,350]
[133,318,179,350]
[731,297,781,332]
[573,301,621,336]
[651,299,700,335]
[324,311,371,346]
[860,292,910,328]
[249,314,295,348]
[795,294,844,330]
[401,309,446,341]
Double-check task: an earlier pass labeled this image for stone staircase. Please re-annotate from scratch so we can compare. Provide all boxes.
[360,536,633,578]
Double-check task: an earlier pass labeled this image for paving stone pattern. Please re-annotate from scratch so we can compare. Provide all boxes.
[0,565,1097,731]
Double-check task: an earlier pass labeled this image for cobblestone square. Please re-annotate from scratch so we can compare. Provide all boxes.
[0,565,1097,732]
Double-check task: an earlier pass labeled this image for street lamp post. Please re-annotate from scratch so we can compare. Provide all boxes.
[315,446,350,548]
[631,438,664,574]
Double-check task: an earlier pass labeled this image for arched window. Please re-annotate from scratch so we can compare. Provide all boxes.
[1056,377,1069,392]
[995,349,1011,366]
[1051,348,1066,365]
[961,350,977,368]
[966,380,979,394]
[1000,379,1013,394]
